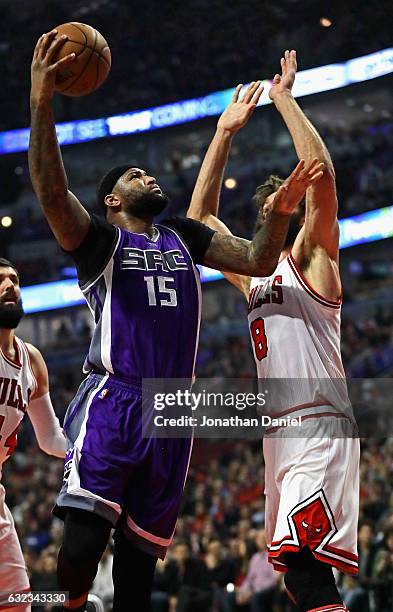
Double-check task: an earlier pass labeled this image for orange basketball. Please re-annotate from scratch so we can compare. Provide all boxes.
[52,22,111,97]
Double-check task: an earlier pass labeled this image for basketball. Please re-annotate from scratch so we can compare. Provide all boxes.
[52,22,111,97]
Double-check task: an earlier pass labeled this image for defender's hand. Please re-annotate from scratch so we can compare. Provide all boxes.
[269,49,297,101]
[31,30,75,102]
[271,158,324,216]
[217,80,264,134]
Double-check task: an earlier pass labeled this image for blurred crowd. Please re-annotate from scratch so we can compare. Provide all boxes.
[0,0,389,130]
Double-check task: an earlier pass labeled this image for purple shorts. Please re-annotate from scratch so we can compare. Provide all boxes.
[54,373,192,559]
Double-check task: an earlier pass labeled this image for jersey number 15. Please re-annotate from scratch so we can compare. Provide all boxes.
[144,276,177,307]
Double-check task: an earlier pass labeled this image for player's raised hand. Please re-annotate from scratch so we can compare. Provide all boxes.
[271,158,324,216]
[217,81,264,134]
[269,49,297,101]
[31,30,75,101]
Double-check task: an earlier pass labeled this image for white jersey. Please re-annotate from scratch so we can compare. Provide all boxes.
[249,252,360,577]
[0,337,37,472]
[248,252,352,420]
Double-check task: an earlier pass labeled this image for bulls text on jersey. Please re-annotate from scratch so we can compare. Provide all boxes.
[0,377,31,413]
[248,275,283,314]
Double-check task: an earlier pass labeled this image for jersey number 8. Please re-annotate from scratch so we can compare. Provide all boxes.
[250,317,268,361]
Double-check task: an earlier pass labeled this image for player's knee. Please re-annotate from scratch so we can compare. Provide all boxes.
[284,548,342,612]
[62,508,111,565]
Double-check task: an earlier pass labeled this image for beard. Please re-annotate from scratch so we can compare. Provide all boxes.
[0,300,24,329]
[127,190,170,219]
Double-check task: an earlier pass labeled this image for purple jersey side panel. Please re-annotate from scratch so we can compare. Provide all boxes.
[83,225,201,380]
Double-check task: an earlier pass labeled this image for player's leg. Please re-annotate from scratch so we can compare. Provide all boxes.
[112,529,157,612]
[121,435,193,610]
[284,547,347,612]
[57,508,112,611]
[0,490,31,612]
[54,375,133,610]
[267,425,359,612]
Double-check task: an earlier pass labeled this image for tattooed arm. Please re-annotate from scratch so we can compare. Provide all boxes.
[204,211,289,276]
[28,30,90,251]
[203,159,324,275]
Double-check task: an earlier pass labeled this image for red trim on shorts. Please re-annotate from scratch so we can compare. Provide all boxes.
[269,542,301,555]
[265,411,351,434]
[307,605,348,612]
[324,543,358,562]
[271,400,335,419]
[288,252,341,309]
[271,561,288,573]
[268,544,358,576]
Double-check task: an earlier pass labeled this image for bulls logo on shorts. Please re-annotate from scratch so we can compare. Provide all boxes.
[292,495,334,548]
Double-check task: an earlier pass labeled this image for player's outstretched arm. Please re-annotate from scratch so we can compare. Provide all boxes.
[187,81,263,224]
[29,30,91,251]
[187,81,263,297]
[25,343,66,459]
[203,159,323,276]
[269,50,341,300]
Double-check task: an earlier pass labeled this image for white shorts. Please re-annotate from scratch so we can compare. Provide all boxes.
[263,417,360,575]
[0,484,30,611]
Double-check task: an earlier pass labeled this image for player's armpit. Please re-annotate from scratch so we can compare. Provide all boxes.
[291,229,342,304]
[24,342,49,398]
[222,272,251,300]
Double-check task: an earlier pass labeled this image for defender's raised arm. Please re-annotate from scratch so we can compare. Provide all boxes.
[29,30,90,251]
[269,50,341,301]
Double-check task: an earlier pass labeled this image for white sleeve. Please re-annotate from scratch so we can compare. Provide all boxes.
[27,392,67,458]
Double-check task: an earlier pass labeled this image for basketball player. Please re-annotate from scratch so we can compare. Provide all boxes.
[28,33,323,612]
[0,258,66,612]
[187,51,359,612]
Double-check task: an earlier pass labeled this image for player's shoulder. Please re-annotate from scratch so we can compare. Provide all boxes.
[158,215,186,230]
[22,342,45,367]
[89,212,117,234]
[21,342,48,391]
[159,215,206,231]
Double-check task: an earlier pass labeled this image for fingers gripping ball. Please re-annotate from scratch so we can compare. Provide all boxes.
[53,23,111,96]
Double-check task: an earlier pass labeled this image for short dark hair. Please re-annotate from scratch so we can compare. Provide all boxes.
[253,174,306,215]
[253,175,285,208]
[96,165,132,216]
[0,257,19,277]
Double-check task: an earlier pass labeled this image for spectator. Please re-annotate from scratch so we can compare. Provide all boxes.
[236,529,278,611]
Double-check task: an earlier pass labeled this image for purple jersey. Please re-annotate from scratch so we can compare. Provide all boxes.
[70,214,214,381]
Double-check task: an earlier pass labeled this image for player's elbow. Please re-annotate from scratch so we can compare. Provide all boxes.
[319,158,335,181]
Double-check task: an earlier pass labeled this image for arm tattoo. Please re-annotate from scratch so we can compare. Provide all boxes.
[28,100,90,249]
[204,211,290,276]
[28,100,69,209]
